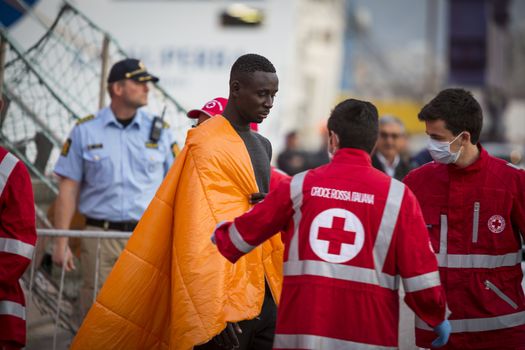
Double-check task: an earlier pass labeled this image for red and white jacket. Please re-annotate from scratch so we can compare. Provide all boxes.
[214,148,447,349]
[404,145,525,349]
[0,148,36,348]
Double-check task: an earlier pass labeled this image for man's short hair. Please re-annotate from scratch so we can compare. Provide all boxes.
[418,88,483,144]
[327,99,379,154]
[230,53,276,82]
[379,115,405,134]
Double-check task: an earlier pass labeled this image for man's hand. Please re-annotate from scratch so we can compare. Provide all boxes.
[52,239,76,272]
[249,192,266,204]
[52,177,80,272]
[432,320,451,348]
[212,322,242,349]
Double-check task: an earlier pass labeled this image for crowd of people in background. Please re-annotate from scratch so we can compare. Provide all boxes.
[278,115,414,180]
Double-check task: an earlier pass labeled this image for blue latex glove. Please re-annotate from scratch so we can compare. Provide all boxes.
[432,320,451,348]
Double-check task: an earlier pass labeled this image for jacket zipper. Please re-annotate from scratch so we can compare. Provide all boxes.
[472,202,480,243]
[484,280,518,309]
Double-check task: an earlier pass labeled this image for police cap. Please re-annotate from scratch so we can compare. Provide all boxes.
[107,58,159,83]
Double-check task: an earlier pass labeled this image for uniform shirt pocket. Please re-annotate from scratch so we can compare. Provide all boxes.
[82,149,113,188]
[474,270,524,315]
[137,148,164,182]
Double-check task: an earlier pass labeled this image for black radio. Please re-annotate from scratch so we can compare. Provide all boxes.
[149,105,167,143]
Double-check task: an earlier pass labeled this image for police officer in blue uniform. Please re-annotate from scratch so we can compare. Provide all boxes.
[52,58,175,319]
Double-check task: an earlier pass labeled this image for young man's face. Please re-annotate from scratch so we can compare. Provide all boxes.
[235,71,278,124]
[425,119,464,153]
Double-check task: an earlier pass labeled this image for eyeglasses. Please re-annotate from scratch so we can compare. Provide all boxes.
[379,132,402,140]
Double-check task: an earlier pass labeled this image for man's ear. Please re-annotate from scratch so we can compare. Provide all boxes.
[329,131,340,152]
[461,131,472,145]
[331,131,340,149]
[230,80,241,98]
[111,81,125,97]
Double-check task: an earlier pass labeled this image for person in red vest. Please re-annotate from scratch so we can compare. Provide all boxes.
[212,98,450,349]
[404,88,525,350]
[0,98,37,350]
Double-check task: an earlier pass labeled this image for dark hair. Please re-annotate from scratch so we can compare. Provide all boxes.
[418,88,483,144]
[230,53,276,82]
[327,99,378,153]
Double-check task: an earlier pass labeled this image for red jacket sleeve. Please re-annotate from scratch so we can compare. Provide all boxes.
[270,167,290,192]
[394,187,447,328]
[0,159,37,283]
[213,178,293,263]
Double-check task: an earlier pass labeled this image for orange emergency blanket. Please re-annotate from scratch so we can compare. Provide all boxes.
[71,116,284,350]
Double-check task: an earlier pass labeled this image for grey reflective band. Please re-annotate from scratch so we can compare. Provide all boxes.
[439,214,447,254]
[506,162,521,170]
[0,300,26,320]
[436,251,521,269]
[472,202,480,243]
[0,152,18,198]
[274,333,397,350]
[288,170,308,261]
[416,310,525,333]
[403,271,441,293]
[373,179,405,270]
[0,237,34,260]
[228,223,255,254]
[284,260,398,290]
[484,280,518,309]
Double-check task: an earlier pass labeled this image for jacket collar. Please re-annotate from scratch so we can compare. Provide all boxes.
[448,143,487,174]
[332,148,372,167]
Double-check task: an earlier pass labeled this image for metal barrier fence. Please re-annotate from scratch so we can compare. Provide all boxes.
[27,229,132,350]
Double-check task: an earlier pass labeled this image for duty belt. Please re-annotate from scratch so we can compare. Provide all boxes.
[86,217,138,232]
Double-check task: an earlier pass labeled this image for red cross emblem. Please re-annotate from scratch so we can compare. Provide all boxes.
[309,208,364,263]
[488,215,505,233]
[318,217,356,255]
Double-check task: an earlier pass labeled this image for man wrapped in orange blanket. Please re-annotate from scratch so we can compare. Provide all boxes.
[71,53,283,349]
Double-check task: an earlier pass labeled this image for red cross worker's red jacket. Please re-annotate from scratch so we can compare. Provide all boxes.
[0,148,36,348]
[404,145,525,349]
[213,148,447,349]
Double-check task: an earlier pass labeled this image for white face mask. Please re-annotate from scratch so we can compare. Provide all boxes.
[427,132,464,164]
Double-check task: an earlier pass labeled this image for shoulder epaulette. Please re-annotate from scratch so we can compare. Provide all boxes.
[76,114,95,125]
[162,120,171,129]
